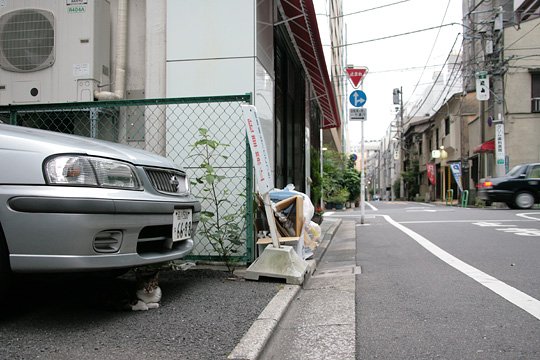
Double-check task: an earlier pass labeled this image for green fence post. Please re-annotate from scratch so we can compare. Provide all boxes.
[461,190,469,208]
[9,108,17,125]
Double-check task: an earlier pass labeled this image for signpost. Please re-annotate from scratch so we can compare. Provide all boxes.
[476,71,490,101]
[346,66,368,224]
[350,108,367,121]
[349,90,367,108]
[495,117,506,177]
[345,66,368,88]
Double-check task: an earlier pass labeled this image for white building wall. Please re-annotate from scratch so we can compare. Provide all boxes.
[165,0,275,172]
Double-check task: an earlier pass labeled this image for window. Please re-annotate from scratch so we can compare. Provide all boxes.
[444,117,450,136]
[528,165,540,179]
[532,72,540,113]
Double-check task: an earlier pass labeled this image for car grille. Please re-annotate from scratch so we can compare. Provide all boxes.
[145,168,188,195]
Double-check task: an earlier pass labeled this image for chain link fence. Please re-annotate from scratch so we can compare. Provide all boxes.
[0,94,255,264]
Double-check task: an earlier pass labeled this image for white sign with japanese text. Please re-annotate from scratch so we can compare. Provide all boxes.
[242,105,274,194]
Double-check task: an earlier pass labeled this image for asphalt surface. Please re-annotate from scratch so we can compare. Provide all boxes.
[354,203,540,359]
[0,268,280,360]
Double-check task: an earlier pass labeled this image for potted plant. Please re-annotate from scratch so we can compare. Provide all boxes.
[325,187,349,209]
[312,206,324,224]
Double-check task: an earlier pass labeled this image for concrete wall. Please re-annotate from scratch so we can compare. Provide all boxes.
[165,0,275,172]
[504,16,540,166]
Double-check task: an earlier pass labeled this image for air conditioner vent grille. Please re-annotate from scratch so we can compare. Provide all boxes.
[0,9,55,73]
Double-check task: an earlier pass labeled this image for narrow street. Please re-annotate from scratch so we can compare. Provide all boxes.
[353,202,540,359]
[261,202,540,359]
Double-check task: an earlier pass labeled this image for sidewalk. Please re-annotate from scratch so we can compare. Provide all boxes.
[229,216,353,360]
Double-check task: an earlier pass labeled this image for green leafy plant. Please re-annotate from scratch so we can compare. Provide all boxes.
[190,128,246,274]
[310,146,322,207]
[343,165,361,203]
[322,150,360,206]
[402,156,420,200]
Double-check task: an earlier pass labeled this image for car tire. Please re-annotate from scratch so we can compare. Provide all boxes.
[0,224,14,296]
[513,191,535,209]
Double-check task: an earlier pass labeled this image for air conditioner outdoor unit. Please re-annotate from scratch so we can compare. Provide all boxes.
[0,0,110,105]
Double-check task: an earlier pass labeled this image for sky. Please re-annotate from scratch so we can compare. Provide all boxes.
[316,0,464,146]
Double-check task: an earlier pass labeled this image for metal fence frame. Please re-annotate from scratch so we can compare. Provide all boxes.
[0,94,255,264]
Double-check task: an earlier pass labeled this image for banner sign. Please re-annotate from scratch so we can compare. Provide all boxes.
[242,105,274,194]
[427,162,436,185]
[450,162,463,192]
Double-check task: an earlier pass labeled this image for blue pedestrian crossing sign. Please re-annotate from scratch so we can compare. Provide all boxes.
[349,90,367,107]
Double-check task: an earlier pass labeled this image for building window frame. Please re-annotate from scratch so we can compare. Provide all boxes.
[531,71,540,113]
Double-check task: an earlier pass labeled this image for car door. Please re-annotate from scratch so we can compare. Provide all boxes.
[525,164,540,199]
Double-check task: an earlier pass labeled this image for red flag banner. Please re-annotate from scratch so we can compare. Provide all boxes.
[427,162,436,185]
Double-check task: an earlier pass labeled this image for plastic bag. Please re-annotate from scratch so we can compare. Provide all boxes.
[269,184,314,222]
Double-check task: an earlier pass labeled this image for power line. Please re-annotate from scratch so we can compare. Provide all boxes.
[331,0,411,19]
[405,0,452,108]
[331,23,460,49]
[406,34,462,120]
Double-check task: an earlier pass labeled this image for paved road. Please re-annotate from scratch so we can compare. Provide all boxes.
[346,202,540,359]
[0,268,279,360]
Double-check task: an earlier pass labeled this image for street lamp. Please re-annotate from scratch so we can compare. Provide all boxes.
[440,146,448,200]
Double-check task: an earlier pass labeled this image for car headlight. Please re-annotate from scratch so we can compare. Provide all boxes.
[45,155,141,189]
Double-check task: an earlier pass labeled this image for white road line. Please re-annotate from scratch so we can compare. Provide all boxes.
[517,212,540,221]
[399,219,533,224]
[366,202,378,211]
[380,214,540,320]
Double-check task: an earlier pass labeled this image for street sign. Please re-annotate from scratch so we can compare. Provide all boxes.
[349,90,367,107]
[350,107,367,121]
[345,67,368,88]
[475,71,490,101]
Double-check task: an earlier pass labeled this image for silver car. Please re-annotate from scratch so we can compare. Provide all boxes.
[0,123,200,276]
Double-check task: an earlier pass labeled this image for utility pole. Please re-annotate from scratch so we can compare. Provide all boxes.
[393,87,404,199]
[492,5,507,177]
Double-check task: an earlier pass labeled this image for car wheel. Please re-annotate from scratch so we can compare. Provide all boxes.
[506,202,517,209]
[0,224,13,295]
[514,191,535,209]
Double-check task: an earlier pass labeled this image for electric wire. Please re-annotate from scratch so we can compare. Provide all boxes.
[331,0,411,19]
[406,34,463,120]
[405,0,453,108]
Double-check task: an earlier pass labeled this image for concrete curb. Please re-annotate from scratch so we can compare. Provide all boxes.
[227,217,343,360]
[227,284,301,360]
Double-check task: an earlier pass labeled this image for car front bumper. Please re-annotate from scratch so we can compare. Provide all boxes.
[0,185,201,273]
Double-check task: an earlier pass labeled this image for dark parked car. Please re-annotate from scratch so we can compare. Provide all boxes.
[478,163,540,209]
[0,123,201,279]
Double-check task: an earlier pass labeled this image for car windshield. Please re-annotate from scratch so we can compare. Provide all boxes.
[506,165,525,177]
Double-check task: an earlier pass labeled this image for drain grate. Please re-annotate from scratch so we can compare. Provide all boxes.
[313,265,361,278]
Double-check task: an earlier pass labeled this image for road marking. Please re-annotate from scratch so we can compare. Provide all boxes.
[399,219,533,224]
[472,222,516,227]
[496,228,540,236]
[380,214,540,320]
[366,202,378,211]
[517,212,540,221]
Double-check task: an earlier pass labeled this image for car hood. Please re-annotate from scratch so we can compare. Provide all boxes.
[0,123,181,169]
